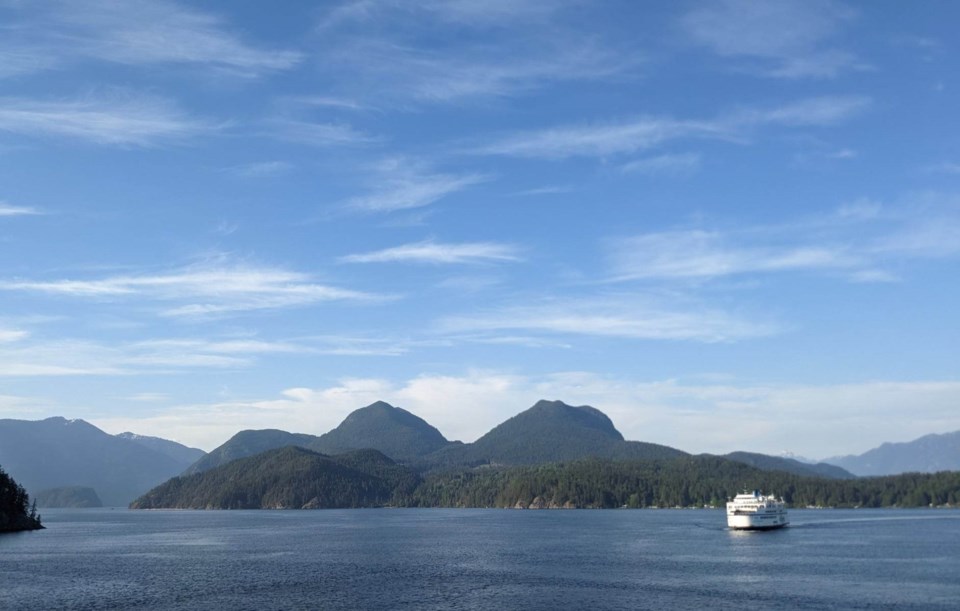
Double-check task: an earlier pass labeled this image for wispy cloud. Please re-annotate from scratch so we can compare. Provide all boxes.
[680,0,865,78]
[440,297,778,343]
[1,0,301,78]
[0,202,42,216]
[607,230,859,281]
[925,162,960,175]
[315,1,639,103]
[340,158,488,213]
[0,328,29,343]
[221,161,293,178]
[340,240,521,264]
[0,260,383,318]
[267,119,381,147]
[607,194,960,283]
[0,92,214,146]
[621,153,701,176]
[473,96,869,160]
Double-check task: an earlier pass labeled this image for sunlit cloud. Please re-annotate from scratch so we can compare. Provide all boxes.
[90,372,960,458]
[340,240,522,264]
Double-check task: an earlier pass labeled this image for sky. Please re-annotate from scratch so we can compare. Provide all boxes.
[1,0,959,459]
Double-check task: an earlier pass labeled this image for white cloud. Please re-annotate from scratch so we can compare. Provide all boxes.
[0,261,382,317]
[439,297,778,343]
[0,202,41,216]
[341,158,488,213]
[1,0,301,78]
[681,0,862,78]
[340,240,521,264]
[0,336,314,378]
[473,96,869,160]
[0,93,213,146]
[0,328,29,343]
[89,372,960,458]
[607,230,859,281]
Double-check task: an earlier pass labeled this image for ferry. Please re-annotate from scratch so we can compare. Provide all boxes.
[726,490,789,530]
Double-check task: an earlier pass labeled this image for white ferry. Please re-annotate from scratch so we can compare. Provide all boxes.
[726,490,789,530]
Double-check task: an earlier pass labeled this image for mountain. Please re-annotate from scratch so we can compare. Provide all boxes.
[0,465,43,532]
[825,431,960,476]
[132,446,419,509]
[115,432,205,465]
[422,400,687,468]
[34,486,103,508]
[183,401,453,475]
[721,452,855,479]
[182,429,321,476]
[0,417,196,506]
[312,401,452,461]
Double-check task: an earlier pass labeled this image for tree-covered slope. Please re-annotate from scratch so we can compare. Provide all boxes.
[420,400,686,468]
[34,486,103,508]
[312,401,452,460]
[721,452,855,479]
[133,447,420,509]
[182,429,323,475]
[399,456,960,509]
[0,465,42,532]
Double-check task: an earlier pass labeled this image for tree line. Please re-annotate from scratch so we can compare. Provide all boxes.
[0,465,43,532]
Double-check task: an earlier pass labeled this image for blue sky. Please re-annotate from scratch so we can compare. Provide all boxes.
[1,0,958,457]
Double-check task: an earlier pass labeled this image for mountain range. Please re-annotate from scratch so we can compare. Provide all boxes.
[0,417,204,507]
[182,399,851,480]
[4,400,958,508]
[825,431,960,476]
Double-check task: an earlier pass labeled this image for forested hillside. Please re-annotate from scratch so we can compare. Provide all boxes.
[0,466,42,532]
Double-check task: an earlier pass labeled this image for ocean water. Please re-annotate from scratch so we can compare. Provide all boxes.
[1,508,958,610]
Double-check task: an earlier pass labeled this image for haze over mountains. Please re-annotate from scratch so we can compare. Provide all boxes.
[0,417,204,507]
[2,400,957,508]
[824,431,960,476]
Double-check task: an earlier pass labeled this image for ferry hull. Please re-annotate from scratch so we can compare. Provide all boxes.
[727,513,789,530]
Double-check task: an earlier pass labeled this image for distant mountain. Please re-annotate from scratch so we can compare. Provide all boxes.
[0,417,197,506]
[825,431,960,476]
[312,401,452,461]
[115,432,205,465]
[182,429,321,476]
[132,447,419,509]
[34,486,103,508]
[721,452,855,479]
[422,400,687,468]
[183,401,454,475]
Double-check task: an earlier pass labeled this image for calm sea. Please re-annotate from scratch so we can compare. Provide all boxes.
[1,508,958,610]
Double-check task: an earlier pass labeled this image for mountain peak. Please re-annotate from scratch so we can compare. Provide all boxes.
[315,401,450,461]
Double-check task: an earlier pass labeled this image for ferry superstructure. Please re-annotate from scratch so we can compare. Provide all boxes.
[726,490,789,530]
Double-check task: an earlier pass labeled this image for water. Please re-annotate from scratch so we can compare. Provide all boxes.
[2,508,958,610]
